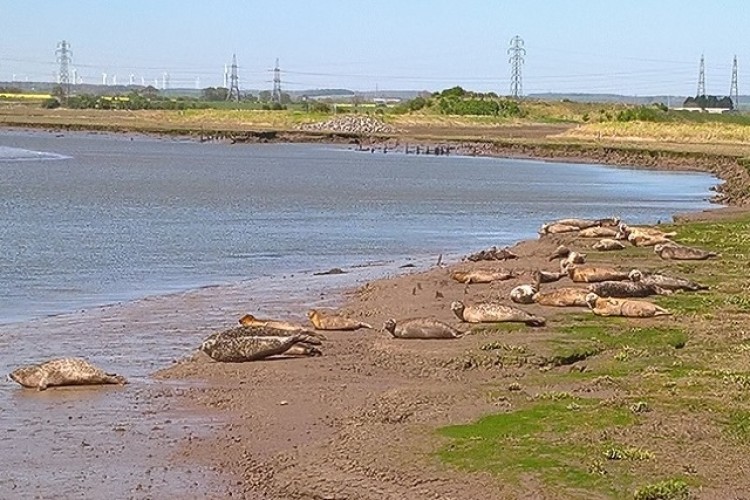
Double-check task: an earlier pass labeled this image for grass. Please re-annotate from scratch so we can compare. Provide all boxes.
[439,214,750,496]
[437,398,635,496]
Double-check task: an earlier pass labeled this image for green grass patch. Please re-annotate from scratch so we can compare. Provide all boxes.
[438,398,635,495]
[633,478,690,500]
[724,411,750,442]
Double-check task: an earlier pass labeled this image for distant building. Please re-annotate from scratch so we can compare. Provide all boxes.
[677,94,734,113]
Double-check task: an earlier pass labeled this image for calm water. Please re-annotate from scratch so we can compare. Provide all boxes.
[0,130,717,325]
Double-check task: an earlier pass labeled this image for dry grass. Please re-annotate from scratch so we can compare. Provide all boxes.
[561,121,750,145]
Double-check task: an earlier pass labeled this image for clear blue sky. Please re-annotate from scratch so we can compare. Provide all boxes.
[0,0,747,96]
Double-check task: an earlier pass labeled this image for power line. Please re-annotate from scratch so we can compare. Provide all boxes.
[508,35,525,98]
[730,55,739,109]
[272,58,282,104]
[56,40,72,100]
[226,53,240,101]
[697,54,706,97]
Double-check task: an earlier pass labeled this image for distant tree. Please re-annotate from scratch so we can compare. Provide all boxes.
[280,92,292,105]
[683,95,733,110]
[440,86,467,98]
[201,87,229,101]
[258,90,272,102]
[141,86,159,99]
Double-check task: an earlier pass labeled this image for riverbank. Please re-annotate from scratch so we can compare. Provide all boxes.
[156,206,750,498]
[2,107,749,206]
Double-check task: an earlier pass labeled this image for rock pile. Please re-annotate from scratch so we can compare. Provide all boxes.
[299,115,397,135]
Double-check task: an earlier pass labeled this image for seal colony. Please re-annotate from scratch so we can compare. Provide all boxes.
[6,214,717,393]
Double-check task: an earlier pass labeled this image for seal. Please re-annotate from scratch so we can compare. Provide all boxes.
[585,293,671,318]
[9,358,127,391]
[565,264,631,283]
[592,239,626,251]
[548,245,587,265]
[200,329,322,362]
[307,309,373,330]
[532,287,590,307]
[451,300,546,326]
[539,223,579,235]
[510,284,538,304]
[383,318,463,339]
[578,227,619,238]
[451,269,517,284]
[654,243,719,261]
[618,223,676,240]
[532,269,566,284]
[587,280,670,298]
[628,269,708,292]
[238,314,325,338]
[465,246,518,262]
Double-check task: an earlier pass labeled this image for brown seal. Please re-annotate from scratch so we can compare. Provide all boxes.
[585,293,671,318]
[592,239,626,251]
[383,318,463,339]
[451,300,545,326]
[532,269,566,284]
[565,264,630,283]
[200,328,322,362]
[548,245,587,265]
[511,284,589,307]
[9,358,127,391]
[629,269,708,292]
[539,223,579,235]
[238,314,325,339]
[451,269,517,284]
[533,288,590,307]
[654,243,718,261]
[578,227,619,238]
[587,280,670,298]
[307,309,372,330]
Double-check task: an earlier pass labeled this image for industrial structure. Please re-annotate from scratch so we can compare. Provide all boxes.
[507,35,525,99]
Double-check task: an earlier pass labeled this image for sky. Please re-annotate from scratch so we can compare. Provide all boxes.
[0,0,748,96]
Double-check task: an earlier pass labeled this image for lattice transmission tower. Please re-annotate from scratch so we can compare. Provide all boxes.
[272,58,282,104]
[730,55,739,110]
[697,54,706,97]
[56,40,72,101]
[507,35,526,99]
[226,53,241,101]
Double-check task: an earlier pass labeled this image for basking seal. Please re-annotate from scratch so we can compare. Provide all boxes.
[533,269,566,284]
[592,239,627,251]
[451,269,517,284]
[383,318,462,339]
[9,358,127,391]
[533,287,590,307]
[465,246,518,262]
[510,284,538,304]
[587,280,670,298]
[451,300,545,326]
[307,309,373,330]
[618,223,676,239]
[548,245,587,265]
[565,264,630,283]
[539,223,579,235]
[629,269,708,292]
[238,314,324,337]
[585,293,671,318]
[578,227,619,239]
[654,243,718,261]
[200,330,322,362]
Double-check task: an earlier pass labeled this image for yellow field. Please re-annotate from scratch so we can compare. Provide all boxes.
[0,92,51,100]
[560,121,750,145]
